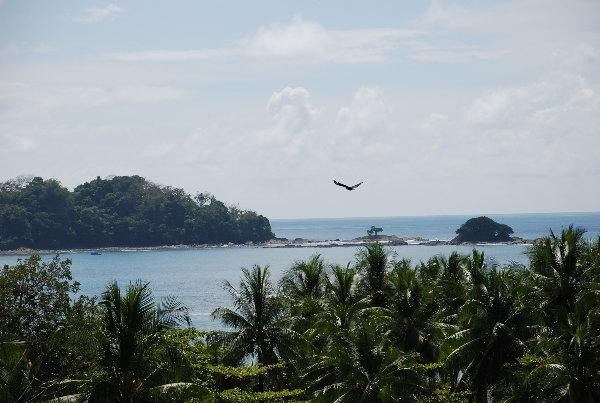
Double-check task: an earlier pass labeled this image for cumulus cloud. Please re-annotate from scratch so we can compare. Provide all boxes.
[267,86,320,133]
[255,86,320,146]
[465,73,596,127]
[78,4,124,23]
[422,71,600,178]
[335,86,388,135]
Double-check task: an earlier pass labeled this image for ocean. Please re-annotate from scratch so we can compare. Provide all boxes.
[1,212,599,330]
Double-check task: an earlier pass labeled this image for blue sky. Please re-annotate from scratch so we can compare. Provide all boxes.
[1,1,599,218]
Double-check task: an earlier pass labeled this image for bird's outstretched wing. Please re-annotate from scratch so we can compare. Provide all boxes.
[333,179,361,191]
[333,180,350,190]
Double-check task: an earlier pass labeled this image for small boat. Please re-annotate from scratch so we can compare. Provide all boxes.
[90,252,101,255]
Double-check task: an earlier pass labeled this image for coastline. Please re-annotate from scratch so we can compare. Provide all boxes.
[0,234,536,256]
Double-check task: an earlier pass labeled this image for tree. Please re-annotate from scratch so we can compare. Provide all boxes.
[86,281,193,402]
[0,255,98,400]
[304,319,426,402]
[0,254,78,341]
[375,259,447,363]
[0,175,274,249]
[443,252,534,402]
[356,242,392,307]
[528,226,588,326]
[210,265,302,392]
[280,254,326,301]
[367,226,383,237]
[453,216,514,243]
[280,254,327,337]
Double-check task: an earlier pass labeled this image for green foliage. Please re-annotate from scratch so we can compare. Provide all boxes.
[453,216,514,243]
[217,387,303,401]
[209,266,304,374]
[0,175,274,249]
[1,226,599,402]
[85,281,195,401]
[0,255,99,401]
[366,226,383,237]
[0,255,79,339]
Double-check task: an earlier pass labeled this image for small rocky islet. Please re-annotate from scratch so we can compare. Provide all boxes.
[264,216,534,248]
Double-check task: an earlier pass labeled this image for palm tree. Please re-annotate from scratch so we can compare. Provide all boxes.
[304,319,426,402]
[443,253,534,402]
[280,255,327,336]
[308,264,366,348]
[280,254,326,300]
[431,252,469,320]
[525,228,600,402]
[527,300,600,402]
[376,259,447,363]
[356,242,392,307]
[87,280,192,402]
[210,265,302,392]
[528,226,589,325]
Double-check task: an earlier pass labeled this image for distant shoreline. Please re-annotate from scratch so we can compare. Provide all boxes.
[0,234,536,256]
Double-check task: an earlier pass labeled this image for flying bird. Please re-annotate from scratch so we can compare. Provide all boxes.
[333,180,363,191]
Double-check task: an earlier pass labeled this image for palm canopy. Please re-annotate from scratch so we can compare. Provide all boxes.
[528,226,590,325]
[307,263,366,349]
[356,242,392,307]
[375,259,448,363]
[443,253,534,402]
[210,265,301,366]
[527,300,600,402]
[87,280,192,402]
[304,319,426,402]
[280,254,326,300]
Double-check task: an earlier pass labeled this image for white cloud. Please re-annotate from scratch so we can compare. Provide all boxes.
[465,73,596,126]
[105,17,418,64]
[242,17,415,63]
[255,86,320,147]
[335,86,388,135]
[267,86,319,133]
[78,4,124,23]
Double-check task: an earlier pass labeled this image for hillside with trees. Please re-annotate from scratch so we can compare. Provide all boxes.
[0,175,274,249]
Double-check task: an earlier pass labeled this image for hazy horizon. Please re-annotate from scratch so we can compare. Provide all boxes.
[2,1,599,218]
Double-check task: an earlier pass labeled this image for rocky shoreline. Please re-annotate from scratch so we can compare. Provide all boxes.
[262,234,536,249]
[0,235,537,255]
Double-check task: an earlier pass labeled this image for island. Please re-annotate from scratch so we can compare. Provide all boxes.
[451,216,514,243]
[0,175,274,250]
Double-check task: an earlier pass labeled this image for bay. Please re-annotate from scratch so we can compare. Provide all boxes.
[1,212,598,330]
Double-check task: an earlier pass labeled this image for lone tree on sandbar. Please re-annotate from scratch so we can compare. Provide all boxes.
[367,226,383,237]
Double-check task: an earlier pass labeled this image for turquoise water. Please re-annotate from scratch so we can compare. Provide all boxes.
[1,212,598,330]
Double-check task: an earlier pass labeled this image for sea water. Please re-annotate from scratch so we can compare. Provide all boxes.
[1,212,598,329]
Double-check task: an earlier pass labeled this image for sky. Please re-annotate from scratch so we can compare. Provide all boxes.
[1,0,599,219]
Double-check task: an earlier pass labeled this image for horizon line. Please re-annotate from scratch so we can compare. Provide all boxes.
[270,210,600,221]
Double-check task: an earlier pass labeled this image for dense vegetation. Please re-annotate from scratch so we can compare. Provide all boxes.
[452,216,514,243]
[0,176,273,249]
[1,226,599,402]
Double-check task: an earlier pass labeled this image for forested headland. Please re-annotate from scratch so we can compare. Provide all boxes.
[1,226,599,401]
[0,175,274,250]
